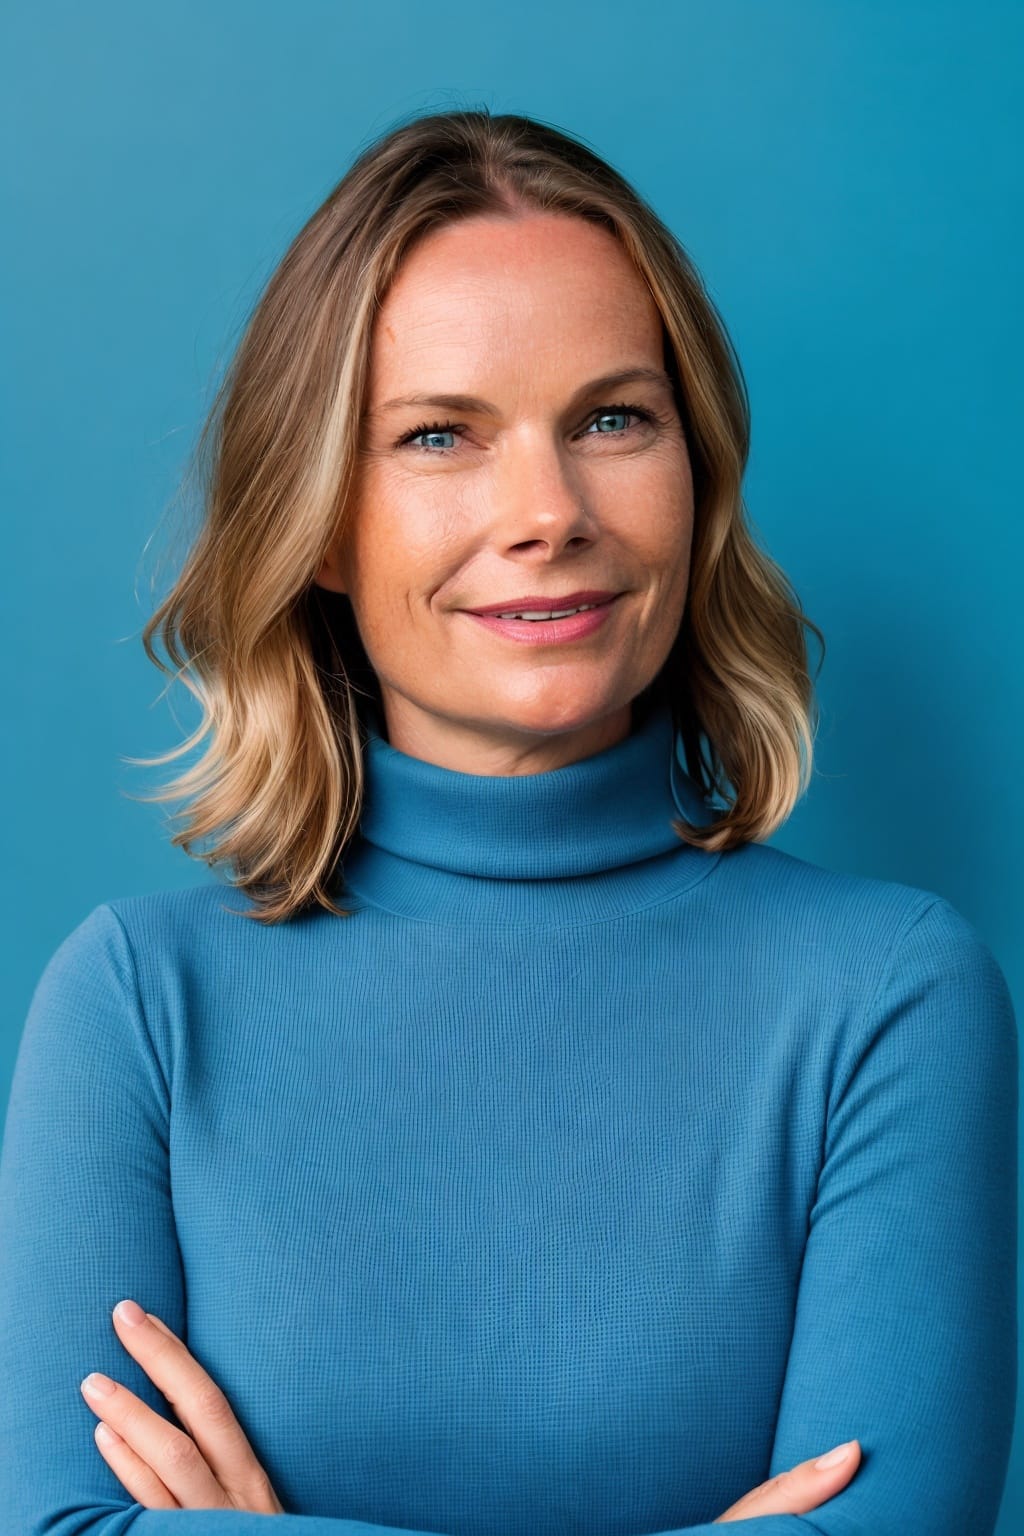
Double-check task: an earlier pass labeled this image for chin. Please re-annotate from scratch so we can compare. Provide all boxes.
[483,694,631,739]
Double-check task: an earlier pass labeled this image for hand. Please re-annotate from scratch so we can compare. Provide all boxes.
[80,1299,286,1513]
[712,1439,862,1522]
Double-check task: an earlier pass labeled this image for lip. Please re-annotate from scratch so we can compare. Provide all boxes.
[461,592,623,646]
[464,589,621,617]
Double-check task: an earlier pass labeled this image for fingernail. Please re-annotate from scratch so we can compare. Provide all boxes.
[815,1441,853,1469]
[82,1373,116,1397]
[96,1421,123,1446]
[115,1299,146,1326]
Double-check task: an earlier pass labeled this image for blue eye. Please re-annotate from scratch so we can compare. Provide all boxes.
[399,423,459,453]
[394,401,657,456]
[587,408,640,435]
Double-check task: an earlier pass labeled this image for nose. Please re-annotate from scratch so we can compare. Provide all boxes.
[493,434,599,560]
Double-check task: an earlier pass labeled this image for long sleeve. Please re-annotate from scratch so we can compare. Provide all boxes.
[589,894,1017,1532]
[0,903,817,1536]
[759,896,1018,1534]
[0,904,822,1536]
[0,905,437,1536]
[621,897,1018,1536]
[1,885,1016,1535]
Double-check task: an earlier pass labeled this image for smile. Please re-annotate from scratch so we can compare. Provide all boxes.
[461,594,622,646]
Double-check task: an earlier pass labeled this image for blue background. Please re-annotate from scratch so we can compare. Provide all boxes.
[2,2,1021,1526]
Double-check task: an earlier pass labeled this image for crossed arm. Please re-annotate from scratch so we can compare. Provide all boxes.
[73,1298,862,1523]
[0,898,1017,1534]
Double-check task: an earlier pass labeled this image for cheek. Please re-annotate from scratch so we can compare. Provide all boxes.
[654,456,694,572]
[611,466,693,580]
[342,504,443,654]
[351,478,471,604]
[665,510,694,575]
[620,438,693,536]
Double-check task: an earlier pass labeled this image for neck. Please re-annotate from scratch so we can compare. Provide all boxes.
[370,700,635,778]
[338,699,722,928]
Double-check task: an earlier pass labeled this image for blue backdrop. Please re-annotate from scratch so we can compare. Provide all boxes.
[2,1,1021,1527]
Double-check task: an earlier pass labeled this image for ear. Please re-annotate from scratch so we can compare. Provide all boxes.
[312,561,347,594]
[313,539,349,595]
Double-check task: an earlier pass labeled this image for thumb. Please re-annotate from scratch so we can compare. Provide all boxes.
[712,1440,862,1523]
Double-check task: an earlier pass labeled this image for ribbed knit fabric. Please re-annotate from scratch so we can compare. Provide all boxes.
[0,699,1017,1536]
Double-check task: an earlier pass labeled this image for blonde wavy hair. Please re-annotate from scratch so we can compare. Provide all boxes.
[130,105,825,925]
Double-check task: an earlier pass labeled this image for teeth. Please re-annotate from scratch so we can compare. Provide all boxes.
[496,603,599,621]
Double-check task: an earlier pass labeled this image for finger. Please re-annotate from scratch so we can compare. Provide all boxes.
[713,1440,861,1522]
[111,1300,268,1501]
[81,1372,228,1510]
[146,1313,178,1341]
[92,1419,180,1509]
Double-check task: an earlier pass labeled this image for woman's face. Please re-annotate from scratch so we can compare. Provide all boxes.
[315,209,694,774]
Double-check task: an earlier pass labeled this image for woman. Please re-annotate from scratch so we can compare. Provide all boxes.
[0,109,1016,1534]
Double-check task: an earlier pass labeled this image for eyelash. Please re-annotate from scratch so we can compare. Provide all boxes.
[393,401,660,455]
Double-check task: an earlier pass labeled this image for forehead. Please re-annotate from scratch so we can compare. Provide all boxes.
[367,212,666,398]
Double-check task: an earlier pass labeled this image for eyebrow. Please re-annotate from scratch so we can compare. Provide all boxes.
[372,366,676,417]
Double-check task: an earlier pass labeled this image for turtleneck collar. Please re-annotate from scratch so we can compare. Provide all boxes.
[338,700,723,928]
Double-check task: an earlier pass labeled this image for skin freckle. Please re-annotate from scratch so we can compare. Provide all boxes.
[316,209,694,775]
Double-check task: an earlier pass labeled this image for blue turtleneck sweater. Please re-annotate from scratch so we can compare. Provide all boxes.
[0,701,1017,1535]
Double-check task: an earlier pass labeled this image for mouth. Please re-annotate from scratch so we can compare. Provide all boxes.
[460,592,623,646]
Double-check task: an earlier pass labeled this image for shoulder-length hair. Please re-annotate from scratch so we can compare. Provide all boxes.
[130,106,824,925]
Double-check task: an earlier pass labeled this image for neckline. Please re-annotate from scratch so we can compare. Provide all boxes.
[337,701,723,928]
